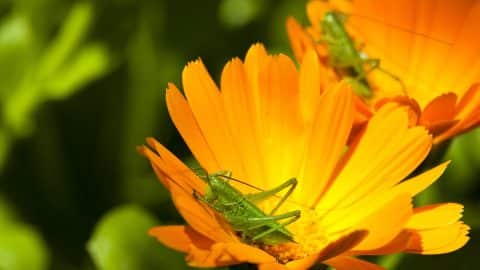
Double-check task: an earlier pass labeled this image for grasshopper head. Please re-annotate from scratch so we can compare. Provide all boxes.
[202,172,229,202]
[202,186,217,202]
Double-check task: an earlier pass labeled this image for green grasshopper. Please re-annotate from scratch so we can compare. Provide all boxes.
[320,10,405,98]
[193,170,301,245]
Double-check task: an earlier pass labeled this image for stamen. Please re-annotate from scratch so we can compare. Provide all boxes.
[259,210,330,264]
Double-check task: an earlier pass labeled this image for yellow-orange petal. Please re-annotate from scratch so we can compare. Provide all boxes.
[165,84,219,171]
[140,139,236,243]
[148,225,214,253]
[221,57,265,188]
[374,96,422,126]
[350,193,412,251]
[424,119,460,138]
[420,93,457,125]
[432,2,480,95]
[393,161,449,196]
[172,191,236,243]
[302,0,480,143]
[456,83,480,118]
[306,0,333,31]
[298,49,321,123]
[257,54,300,129]
[320,188,410,243]
[315,230,368,262]
[435,83,480,143]
[300,81,354,207]
[416,93,460,136]
[325,256,385,270]
[349,230,412,255]
[256,53,304,188]
[318,105,431,210]
[221,242,276,265]
[349,201,464,255]
[406,222,470,254]
[325,0,353,14]
[353,95,373,123]
[186,242,276,267]
[145,138,205,192]
[286,17,315,62]
[403,202,469,254]
[244,43,269,95]
[182,60,244,176]
[407,203,464,230]
[348,192,462,256]
[338,0,480,104]
[258,263,286,270]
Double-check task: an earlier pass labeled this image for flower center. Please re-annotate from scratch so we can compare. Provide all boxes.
[259,209,330,264]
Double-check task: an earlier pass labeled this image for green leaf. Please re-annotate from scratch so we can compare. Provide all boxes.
[87,205,189,270]
[45,43,111,99]
[218,0,265,29]
[441,129,480,197]
[121,13,179,205]
[0,198,50,270]
[0,130,10,173]
[0,14,35,101]
[37,2,93,79]
[1,2,109,138]
[2,80,41,136]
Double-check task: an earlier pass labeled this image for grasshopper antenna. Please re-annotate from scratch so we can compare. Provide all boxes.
[349,13,453,47]
[375,65,408,95]
[219,174,264,192]
[218,174,318,211]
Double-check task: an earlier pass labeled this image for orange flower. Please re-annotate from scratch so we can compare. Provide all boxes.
[287,0,480,144]
[139,44,469,269]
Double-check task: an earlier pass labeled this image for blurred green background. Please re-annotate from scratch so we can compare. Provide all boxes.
[0,0,477,269]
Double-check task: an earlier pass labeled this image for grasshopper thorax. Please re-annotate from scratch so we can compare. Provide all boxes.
[204,173,236,200]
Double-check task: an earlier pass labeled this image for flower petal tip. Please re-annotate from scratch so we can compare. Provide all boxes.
[136,145,148,156]
[145,137,158,148]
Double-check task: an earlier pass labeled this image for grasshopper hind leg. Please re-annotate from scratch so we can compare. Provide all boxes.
[238,210,301,243]
[246,177,298,215]
[251,211,300,242]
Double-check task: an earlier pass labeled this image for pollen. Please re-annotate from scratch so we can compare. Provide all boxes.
[260,209,330,264]
[260,242,305,264]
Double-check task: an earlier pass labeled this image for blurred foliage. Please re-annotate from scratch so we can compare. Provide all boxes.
[0,196,50,270]
[87,205,187,270]
[0,0,478,269]
[219,0,267,29]
[0,1,111,171]
[442,129,480,196]
[0,224,50,270]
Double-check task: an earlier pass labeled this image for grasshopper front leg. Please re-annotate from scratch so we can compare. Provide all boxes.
[246,178,298,215]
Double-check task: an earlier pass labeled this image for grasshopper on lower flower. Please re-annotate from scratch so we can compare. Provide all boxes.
[194,170,301,245]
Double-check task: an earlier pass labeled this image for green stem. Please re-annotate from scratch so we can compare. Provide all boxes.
[377,253,405,270]
[33,108,74,211]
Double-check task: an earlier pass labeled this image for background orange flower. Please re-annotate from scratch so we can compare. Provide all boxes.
[287,0,480,144]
